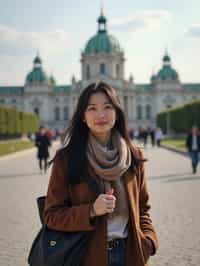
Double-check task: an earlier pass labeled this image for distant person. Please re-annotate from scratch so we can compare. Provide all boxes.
[148,127,155,147]
[155,128,163,147]
[128,128,134,140]
[35,126,51,173]
[142,127,148,148]
[186,126,200,174]
[134,129,139,139]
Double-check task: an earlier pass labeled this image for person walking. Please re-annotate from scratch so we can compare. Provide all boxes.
[141,127,148,148]
[186,126,200,174]
[44,81,158,266]
[155,127,163,147]
[35,126,51,173]
[148,127,155,147]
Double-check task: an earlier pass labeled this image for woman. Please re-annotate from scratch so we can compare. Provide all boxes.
[35,126,51,173]
[44,82,158,266]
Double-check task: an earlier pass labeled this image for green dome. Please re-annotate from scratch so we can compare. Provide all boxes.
[84,11,123,54]
[26,68,48,83]
[26,54,49,84]
[157,65,178,80]
[84,32,122,54]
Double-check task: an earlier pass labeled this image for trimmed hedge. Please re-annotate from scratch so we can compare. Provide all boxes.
[0,106,39,136]
[157,100,200,133]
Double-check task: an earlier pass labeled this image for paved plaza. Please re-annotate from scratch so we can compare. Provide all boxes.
[0,143,199,266]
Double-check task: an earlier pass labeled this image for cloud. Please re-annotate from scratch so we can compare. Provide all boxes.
[0,24,69,56]
[186,25,200,38]
[110,10,172,32]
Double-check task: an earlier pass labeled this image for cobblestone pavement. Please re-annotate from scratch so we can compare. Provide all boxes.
[0,143,199,265]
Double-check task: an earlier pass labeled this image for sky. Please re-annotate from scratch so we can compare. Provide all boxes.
[0,0,200,86]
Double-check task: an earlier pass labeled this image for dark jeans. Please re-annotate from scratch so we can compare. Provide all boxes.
[189,151,199,172]
[156,139,161,147]
[108,239,126,266]
[39,158,48,172]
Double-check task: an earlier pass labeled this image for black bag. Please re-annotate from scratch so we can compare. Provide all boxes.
[28,176,100,266]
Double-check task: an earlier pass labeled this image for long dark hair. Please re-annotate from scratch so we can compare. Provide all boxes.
[49,81,145,185]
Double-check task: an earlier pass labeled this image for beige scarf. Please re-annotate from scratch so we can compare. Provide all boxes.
[87,130,131,181]
[86,130,131,217]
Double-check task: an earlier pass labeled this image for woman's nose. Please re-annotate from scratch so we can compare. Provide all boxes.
[98,112,105,118]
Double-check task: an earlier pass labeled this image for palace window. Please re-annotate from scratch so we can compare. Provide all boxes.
[0,99,5,104]
[145,105,151,119]
[63,107,69,120]
[100,63,106,74]
[12,99,17,104]
[86,65,90,80]
[137,105,142,120]
[55,107,60,121]
[116,64,120,78]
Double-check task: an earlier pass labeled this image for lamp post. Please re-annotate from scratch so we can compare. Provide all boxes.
[163,95,175,136]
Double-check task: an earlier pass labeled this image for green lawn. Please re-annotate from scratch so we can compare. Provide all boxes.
[0,140,35,156]
[162,138,187,152]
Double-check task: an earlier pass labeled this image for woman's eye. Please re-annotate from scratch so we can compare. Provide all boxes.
[105,105,113,109]
[87,107,96,111]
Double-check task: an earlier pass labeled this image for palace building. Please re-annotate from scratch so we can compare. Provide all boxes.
[0,11,200,131]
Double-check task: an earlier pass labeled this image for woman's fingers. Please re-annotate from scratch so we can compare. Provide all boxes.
[103,195,116,212]
[104,194,116,200]
[93,194,116,216]
[106,201,115,208]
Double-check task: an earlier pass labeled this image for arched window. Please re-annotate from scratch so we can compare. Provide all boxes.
[137,105,142,120]
[116,64,120,78]
[0,98,5,104]
[100,63,106,74]
[63,106,69,120]
[34,107,39,115]
[12,99,17,104]
[145,105,151,119]
[86,65,90,80]
[55,107,60,121]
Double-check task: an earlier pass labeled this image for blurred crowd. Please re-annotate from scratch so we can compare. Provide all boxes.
[128,126,164,148]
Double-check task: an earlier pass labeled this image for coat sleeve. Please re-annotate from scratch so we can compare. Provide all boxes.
[44,157,95,232]
[138,149,159,255]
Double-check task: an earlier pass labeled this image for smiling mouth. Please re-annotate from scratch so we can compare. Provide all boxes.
[95,121,107,126]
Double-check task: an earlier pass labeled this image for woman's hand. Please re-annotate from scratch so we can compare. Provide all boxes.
[91,193,116,217]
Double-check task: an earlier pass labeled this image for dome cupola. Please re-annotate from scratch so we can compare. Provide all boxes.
[156,51,179,81]
[83,9,123,55]
[26,53,49,84]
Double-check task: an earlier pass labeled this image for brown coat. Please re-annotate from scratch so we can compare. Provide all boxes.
[44,149,158,266]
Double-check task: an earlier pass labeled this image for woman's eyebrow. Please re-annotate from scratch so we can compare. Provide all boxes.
[87,101,111,106]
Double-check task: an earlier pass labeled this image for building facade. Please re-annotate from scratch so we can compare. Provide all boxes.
[0,11,200,131]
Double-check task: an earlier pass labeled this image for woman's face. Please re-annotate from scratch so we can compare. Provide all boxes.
[84,92,116,139]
